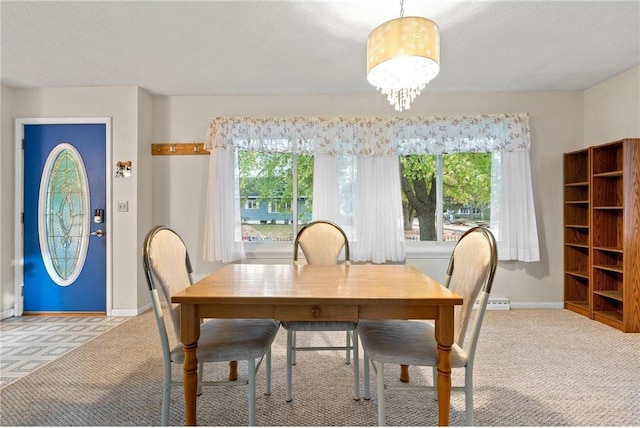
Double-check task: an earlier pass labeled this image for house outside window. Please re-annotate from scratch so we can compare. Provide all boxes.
[239,152,312,240]
[238,151,491,245]
[203,114,539,263]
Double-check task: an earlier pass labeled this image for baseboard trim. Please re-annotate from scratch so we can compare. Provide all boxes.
[510,302,564,309]
[1,308,15,320]
[109,302,152,317]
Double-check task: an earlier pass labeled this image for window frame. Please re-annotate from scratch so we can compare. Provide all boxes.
[240,152,469,259]
[244,198,259,210]
[205,114,537,264]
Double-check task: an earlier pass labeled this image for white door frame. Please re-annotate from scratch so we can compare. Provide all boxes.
[14,117,113,316]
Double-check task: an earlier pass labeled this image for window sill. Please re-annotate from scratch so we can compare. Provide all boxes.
[242,241,455,260]
[405,242,456,259]
[243,242,294,259]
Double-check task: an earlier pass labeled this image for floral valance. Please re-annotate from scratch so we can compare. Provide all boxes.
[204,113,530,155]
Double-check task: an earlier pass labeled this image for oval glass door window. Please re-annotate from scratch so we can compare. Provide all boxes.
[38,143,91,286]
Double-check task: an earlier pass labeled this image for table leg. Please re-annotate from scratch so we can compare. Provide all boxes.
[183,342,198,425]
[181,304,200,426]
[229,361,238,381]
[400,365,409,382]
[435,306,455,426]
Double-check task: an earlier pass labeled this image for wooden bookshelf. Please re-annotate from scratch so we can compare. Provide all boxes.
[590,139,640,332]
[563,148,591,317]
[564,139,640,332]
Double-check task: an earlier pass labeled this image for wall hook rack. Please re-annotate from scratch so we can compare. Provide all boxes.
[151,142,209,156]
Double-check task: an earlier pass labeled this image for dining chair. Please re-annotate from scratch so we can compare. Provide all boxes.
[359,226,498,426]
[281,220,360,402]
[143,225,280,426]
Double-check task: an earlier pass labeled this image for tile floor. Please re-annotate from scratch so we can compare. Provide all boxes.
[0,315,127,388]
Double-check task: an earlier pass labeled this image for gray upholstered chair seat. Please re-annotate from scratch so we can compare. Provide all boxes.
[283,220,359,402]
[359,227,498,426]
[358,320,467,368]
[171,319,280,364]
[281,320,356,332]
[143,225,279,426]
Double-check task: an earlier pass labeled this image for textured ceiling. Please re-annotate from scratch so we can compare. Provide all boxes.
[1,0,639,96]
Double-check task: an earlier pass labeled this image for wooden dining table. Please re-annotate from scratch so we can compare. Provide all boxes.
[171,263,463,426]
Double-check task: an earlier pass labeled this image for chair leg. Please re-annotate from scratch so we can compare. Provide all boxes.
[285,328,360,402]
[345,330,351,364]
[265,348,272,396]
[376,361,386,426]
[352,331,360,400]
[162,360,171,426]
[197,362,204,396]
[286,329,294,402]
[247,358,257,426]
[292,330,297,365]
[465,365,474,426]
[432,367,438,401]
[363,352,371,400]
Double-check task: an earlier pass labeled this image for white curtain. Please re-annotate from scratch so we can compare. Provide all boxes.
[312,155,352,261]
[353,155,406,263]
[311,155,341,223]
[490,150,540,262]
[203,113,539,263]
[202,147,245,263]
[205,114,530,155]
[313,154,405,263]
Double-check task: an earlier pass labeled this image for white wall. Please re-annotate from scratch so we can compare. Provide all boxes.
[151,91,585,307]
[583,65,640,146]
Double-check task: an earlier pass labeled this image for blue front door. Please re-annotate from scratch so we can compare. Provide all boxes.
[23,123,107,313]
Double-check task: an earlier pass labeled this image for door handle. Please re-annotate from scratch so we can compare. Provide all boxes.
[90,229,105,237]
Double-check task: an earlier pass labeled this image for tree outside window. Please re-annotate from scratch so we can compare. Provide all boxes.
[204,114,538,263]
[400,152,491,242]
[238,151,491,243]
[238,152,312,241]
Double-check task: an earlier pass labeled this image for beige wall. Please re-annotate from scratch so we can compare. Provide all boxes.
[1,68,638,317]
[136,88,154,307]
[151,91,584,307]
[1,86,152,316]
[583,65,640,147]
[0,86,17,317]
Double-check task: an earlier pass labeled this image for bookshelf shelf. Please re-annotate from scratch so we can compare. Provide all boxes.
[564,139,639,332]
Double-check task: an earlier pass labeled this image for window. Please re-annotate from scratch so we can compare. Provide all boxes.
[268,200,292,214]
[400,152,492,243]
[244,198,259,210]
[238,152,313,242]
[203,114,539,263]
[458,207,482,215]
[238,151,492,247]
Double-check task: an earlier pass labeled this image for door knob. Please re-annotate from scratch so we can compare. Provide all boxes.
[90,229,104,237]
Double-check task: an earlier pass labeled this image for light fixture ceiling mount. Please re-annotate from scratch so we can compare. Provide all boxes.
[366,0,440,112]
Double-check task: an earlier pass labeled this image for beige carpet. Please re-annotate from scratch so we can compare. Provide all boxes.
[0,309,638,426]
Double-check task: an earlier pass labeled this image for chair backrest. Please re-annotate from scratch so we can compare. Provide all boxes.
[142,225,193,344]
[443,226,497,350]
[294,220,350,265]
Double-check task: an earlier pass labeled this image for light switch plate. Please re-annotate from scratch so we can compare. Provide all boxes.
[117,200,128,212]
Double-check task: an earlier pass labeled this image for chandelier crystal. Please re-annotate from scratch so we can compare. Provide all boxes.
[367,12,440,112]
